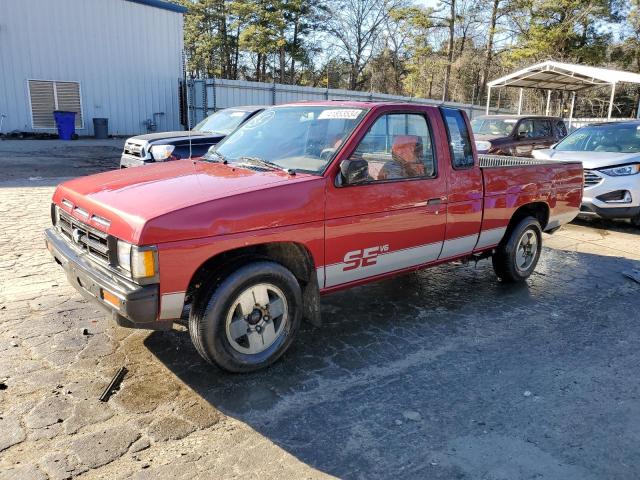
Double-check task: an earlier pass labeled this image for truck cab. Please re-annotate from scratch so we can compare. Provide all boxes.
[46,102,583,372]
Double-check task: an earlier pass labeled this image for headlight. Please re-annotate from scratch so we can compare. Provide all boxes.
[117,240,157,282]
[150,145,175,161]
[475,140,492,152]
[599,164,640,176]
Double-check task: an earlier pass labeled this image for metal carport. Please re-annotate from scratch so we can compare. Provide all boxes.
[486,61,640,127]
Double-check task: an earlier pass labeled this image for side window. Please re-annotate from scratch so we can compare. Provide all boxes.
[517,119,535,138]
[533,119,552,138]
[441,108,474,169]
[556,120,568,138]
[350,113,436,181]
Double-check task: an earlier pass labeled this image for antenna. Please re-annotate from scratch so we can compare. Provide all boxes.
[187,81,193,160]
[183,51,193,160]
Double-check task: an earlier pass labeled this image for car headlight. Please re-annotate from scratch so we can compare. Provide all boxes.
[599,164,640,176]
[150,145,175,161]
[117,240,157,282]
[475,140,492,152]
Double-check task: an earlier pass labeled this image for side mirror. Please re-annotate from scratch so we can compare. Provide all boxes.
[339,159,369,186]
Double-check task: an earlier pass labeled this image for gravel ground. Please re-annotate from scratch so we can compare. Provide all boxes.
[1,141,640,479]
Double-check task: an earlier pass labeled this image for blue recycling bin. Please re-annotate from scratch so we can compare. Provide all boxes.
[53,111,76,140]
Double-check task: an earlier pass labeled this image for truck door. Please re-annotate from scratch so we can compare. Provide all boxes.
[323,109,447,289]
[438,108,483,259]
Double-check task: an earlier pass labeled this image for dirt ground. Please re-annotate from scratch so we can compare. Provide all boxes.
[1,139,639,479]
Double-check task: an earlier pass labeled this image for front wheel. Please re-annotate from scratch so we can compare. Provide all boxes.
[492,216,542,282]
[189,261,302,372]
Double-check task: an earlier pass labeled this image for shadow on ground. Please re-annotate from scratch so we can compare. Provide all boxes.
[572,215,640,236]
[145,248,640,479]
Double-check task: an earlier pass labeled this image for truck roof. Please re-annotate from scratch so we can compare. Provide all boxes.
[274,100,419,109]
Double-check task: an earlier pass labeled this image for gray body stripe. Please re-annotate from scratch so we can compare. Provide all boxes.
[325,242,443,288]
[546,211,578,230]
[159,292,186,320]
[475,227,507,250]
[439,234,479,259]
[316,267,325,288]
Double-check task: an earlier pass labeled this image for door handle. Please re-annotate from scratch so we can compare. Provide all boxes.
[427,197,443,205]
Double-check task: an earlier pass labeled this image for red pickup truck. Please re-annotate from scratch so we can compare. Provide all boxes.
[45,102,583,372]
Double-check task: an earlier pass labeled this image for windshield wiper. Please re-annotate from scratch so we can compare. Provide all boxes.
[237,156,295,175]
[204,150,228,164]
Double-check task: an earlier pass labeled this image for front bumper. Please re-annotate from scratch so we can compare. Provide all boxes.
[581,170,640,220]
[120,154,153,168]
[579,203,640,220]
[45,228,169,329]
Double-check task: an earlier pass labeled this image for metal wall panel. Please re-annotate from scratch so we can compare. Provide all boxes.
[0,0,184,135]
[183,78,495,126]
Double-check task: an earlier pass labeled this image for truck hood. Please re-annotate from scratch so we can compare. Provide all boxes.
[53,160,313,243]
[531,149,640,169]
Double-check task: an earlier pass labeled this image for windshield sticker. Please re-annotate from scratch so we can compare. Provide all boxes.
[504,119,517,123]
[244,110,275,129]
[230,111,245,117]
[318,109,362,120]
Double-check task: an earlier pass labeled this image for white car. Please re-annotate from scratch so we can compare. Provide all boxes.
[532,121,640,226]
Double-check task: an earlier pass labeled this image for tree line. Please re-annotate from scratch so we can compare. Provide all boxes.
[176,0,640,117]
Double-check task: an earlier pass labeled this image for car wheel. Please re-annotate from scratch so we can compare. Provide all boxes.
[189,261,302,373]
[630,214,640,228]
[492,216,542,282]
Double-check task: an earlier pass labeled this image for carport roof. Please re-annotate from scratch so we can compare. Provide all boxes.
[487,60,640,91]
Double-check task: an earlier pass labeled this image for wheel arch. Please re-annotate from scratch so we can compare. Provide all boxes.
[186,242,316,300]
[504,201,549,239]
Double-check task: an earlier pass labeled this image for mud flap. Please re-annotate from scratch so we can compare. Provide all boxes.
[302,274,322,327]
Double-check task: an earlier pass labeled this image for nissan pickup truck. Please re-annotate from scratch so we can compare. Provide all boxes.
[45,102,583,372]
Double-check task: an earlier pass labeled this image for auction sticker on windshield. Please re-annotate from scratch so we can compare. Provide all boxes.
[318,109,362,120]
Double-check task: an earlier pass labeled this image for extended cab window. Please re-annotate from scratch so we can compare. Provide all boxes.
[441,108,474,169]
[350,113,435,181]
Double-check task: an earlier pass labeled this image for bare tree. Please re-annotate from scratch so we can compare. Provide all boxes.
[326,0,402,90]
[437,0,456,101]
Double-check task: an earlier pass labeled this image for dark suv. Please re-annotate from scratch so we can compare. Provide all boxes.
[120,105,265,168]
[471,115,568,157]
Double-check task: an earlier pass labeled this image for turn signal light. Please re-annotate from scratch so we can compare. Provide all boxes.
[101,289,121,308]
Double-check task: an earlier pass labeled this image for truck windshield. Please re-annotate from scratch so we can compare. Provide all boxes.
[471,118,517,136]
[194,109,253,135]
[208,106,366,174]
[555,124,640,153]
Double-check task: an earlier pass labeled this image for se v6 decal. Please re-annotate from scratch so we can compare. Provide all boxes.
[343,245,390,271]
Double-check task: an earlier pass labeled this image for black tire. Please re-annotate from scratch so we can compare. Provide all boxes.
[631,214,640,228]
[492,216,542,282]
[189,261,302,373]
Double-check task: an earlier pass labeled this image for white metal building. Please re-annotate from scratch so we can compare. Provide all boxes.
[0,0,186,136]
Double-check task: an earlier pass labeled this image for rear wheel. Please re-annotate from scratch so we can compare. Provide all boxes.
[189,261,302,372]
[492,216,542,282]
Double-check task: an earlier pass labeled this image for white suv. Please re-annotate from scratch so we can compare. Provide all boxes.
[533,121,640,226]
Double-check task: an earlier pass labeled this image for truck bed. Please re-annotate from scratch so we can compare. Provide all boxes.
[478,154,584,233]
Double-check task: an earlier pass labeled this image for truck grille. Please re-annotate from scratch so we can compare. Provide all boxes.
[123,141,145,158]
[584,170,603,188]
[58,210,114,265]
